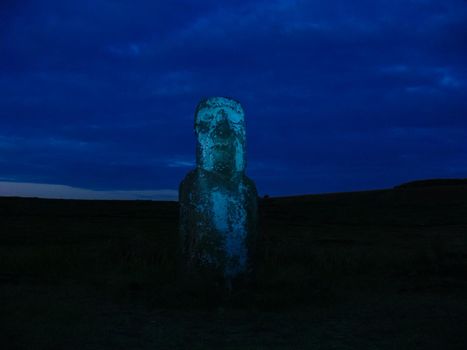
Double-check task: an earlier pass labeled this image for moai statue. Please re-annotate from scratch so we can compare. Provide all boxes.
[179,97,258,287]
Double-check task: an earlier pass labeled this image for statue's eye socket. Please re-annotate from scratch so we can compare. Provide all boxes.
[197,109,244,124]
[228,113,243,124]
[197,111,212,123]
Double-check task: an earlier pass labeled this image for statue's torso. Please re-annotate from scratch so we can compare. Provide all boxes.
[180,169,257,278]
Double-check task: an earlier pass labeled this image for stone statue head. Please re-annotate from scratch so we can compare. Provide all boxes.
[194,97,246,175]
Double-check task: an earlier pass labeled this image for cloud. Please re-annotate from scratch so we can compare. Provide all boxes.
[439,73,463,88]
[1,0,467,196]
[106,43,144,57]
[167,159,195,168]
[0,181,178,201]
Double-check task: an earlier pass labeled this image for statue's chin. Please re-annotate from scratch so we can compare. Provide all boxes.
[213,161,235,174]
[211,145,235,171]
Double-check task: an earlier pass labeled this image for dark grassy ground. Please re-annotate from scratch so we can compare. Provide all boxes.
[1,185,467,349]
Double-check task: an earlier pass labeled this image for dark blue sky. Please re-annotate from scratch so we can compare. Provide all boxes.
[1,0,467,199]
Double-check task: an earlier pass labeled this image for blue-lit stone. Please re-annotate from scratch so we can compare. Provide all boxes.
[179,97,258,284]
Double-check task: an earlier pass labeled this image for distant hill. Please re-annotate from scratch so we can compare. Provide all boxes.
[395,178,467,189]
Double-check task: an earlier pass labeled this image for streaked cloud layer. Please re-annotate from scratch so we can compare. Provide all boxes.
[1,0,466,197]
[0,181,177,201]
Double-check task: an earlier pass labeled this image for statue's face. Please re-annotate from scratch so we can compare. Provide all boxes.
[195,97,246,174]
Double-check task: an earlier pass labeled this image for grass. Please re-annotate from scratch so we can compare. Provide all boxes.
[1,185,467,348]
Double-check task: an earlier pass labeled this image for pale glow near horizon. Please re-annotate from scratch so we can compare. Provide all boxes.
[0,181,178,201]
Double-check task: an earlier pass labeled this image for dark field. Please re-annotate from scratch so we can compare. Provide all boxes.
[1,185,467,349]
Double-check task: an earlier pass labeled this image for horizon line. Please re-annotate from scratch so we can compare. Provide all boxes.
[0,181,178,201]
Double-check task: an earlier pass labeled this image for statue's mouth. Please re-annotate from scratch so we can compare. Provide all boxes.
[213,143,229,149]
[211,142,235,167]
[212,138,234,148]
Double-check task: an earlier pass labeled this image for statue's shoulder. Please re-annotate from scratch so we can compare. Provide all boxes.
[181,168,198,182]
[179,169,198,192]
[242,174,258,196]
[179,168,212,192]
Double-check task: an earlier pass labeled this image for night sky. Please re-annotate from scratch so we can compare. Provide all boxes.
[1,0,467,200]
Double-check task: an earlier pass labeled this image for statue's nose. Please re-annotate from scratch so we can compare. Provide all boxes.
[214,116,232,138]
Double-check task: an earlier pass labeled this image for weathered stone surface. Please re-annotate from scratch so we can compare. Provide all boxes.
[179,97,258,285]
